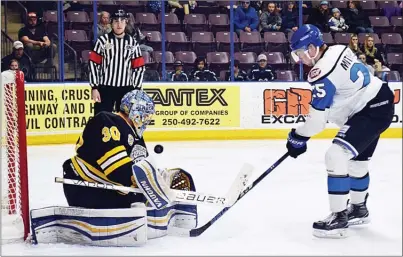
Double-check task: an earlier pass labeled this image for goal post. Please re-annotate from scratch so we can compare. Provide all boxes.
[1,70,29,243]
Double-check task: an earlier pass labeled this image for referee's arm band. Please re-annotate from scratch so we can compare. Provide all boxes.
[131,57,145,69]
[89,51,103,64]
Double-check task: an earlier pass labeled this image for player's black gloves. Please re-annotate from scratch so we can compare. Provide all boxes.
[286,128,310,158]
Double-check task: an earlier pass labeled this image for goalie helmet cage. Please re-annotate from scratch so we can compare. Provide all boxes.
[1,70,29,243]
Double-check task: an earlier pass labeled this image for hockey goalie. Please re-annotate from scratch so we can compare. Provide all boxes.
[30,90,198,247]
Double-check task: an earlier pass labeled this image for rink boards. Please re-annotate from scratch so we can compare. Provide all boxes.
[24,82,402,145]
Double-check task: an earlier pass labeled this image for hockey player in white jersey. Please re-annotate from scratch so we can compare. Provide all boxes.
[285,25,394,238]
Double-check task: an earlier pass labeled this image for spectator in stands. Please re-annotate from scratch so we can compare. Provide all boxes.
[260,2,282,32]
[147,1,163,14]
[97,11,112,37]
[125,19,154,53]
[362,36,384,66]
[8,59,19,71]
[382,2,402,22]
[248,54,276,81]
[302,1,313,15]
[344,1,373,33]
[18,12,56,65]
[306,1,330,32]
[225,60,247,81]
[234,1,259,35]
[168,0,198,26]
[348,34,362,55]
[189,57,218,81]
[358,53,375,75]
[167,60,188,81]
[1,41,34,81]
[328,8,349,33]
[374,60,391,80]
[281,1,298,34]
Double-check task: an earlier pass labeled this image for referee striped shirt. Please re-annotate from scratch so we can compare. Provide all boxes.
[89,32,145,89]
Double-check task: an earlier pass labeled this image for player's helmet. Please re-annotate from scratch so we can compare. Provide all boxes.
[120,90,155,138]
[290,24,324,63]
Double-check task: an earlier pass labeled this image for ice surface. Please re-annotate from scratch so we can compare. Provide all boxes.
[2,139,402,255]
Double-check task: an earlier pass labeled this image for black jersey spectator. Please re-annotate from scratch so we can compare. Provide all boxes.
[260,2,282,32]
[344,1,373,34]
[225,60,248,81]
[167,60,189,81]
[248,54,276,81]
[362,36,384,66]
[189,57,217,81]
[18,12,56,65]
[1,41,34,81]
[281,1,298,34]
[306,1,330,32]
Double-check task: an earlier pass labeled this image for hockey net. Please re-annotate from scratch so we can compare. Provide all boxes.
[1,70,29,243]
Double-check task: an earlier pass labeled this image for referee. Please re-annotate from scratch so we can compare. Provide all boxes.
[89,7,145,115]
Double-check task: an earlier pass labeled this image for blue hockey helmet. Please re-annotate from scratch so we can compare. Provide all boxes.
[120,90,155,138]
[290,24,324,63]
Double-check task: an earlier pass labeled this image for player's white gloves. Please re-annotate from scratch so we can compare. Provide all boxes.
[132,159,175,209]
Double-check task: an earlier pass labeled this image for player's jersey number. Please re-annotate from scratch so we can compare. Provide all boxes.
[102,126,121,142]
[350,63,370,88]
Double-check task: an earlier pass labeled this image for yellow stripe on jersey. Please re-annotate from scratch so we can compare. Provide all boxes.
[104,157,133,176]
[96,145,126,166]
[71,157,96,183]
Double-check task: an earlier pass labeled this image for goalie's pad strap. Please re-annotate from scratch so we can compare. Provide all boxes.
[30,205,147,247]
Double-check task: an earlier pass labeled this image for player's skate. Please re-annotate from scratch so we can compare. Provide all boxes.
[347,193,370,226]
[312,210,349,238]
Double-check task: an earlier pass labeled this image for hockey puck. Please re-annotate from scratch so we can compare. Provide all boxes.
[154,144,164,154]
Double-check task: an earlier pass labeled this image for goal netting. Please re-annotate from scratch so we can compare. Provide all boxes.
[1,70,29,243]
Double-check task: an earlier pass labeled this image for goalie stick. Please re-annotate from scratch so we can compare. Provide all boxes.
[54,163,252,208]
[169,153,289,237]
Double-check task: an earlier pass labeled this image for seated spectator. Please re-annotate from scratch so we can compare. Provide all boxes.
[357,53,375,75]
[248,54,276,81]
[1,41,34,81]
[374,60,391,80]
[362,36,384,66]
[306,1,330,32]
[225,60,248,81]
[189,57,217,81]
[147,1,163,14]
[167,60,188,81]
[382,2,402,22]
[344,1,373,33]
[168,0,197,25]
[97,11,112,37]
[328,8,349,32]
[234,1,259,35]
[8,59,19,71]
[348,34,362,55]
[126,20,154,53]
[260,2,282,32]
[18,12,56,65]
[281,1,298,34]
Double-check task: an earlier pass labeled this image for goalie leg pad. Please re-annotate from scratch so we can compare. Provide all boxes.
[146,202,198,239]
[30,204,147,247]
[132,159,173,209]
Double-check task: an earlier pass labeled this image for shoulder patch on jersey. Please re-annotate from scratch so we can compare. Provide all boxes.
[308,45,348,83]
[128,134,134,146]
[309,68,321,79]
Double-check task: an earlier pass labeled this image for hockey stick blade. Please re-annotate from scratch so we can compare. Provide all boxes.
[223,163,254,207]
[55,177,233,208]
[168,153,289,237]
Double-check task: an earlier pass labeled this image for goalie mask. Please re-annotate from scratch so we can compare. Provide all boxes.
[120,90,155,138]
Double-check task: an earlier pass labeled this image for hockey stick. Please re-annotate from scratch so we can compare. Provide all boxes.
[54,164,252,208]
[169,153,289,237]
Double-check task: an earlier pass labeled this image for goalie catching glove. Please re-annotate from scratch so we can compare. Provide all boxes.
[132,158,196,209]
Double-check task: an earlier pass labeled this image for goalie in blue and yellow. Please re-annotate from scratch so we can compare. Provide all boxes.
[30,90,198,247]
